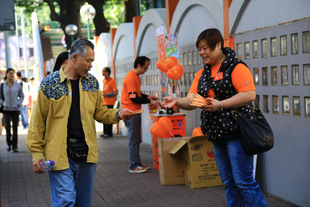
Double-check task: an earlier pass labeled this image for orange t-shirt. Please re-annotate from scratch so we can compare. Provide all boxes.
[102,77,118,106]
[121,70,142,111]
[189,63,256,98]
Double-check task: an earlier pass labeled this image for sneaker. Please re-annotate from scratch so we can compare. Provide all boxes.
[142,165,150,170]
[103,134,113,138]
[129,166,147,173]
[6,146,11,152]
[13,149,19,153]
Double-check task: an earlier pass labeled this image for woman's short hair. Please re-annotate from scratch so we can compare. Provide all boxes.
[196,28,224,51]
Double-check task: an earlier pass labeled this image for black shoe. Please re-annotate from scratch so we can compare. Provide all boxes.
[13,149,19,153]
[100,134,105,137]
[6,146,11,152]
[103,134,113,138]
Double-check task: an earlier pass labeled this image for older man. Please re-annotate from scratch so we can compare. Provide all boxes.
[27,39,132,207]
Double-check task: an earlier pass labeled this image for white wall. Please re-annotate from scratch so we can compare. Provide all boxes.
[112,23,134,61]
[170,0,223,46]
[230,0,310,34]
[230,1,310,205]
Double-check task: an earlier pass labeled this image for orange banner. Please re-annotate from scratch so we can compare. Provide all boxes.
[156,25,165,60]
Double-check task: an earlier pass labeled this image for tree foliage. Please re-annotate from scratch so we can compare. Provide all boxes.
[104,1,124,28]
[15,0,43,14]
[14,0,144,49]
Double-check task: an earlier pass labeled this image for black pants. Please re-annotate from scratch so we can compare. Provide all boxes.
[3,111,20,149]
[103,105,114,135]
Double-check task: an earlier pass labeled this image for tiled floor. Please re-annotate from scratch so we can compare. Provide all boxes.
[0,130,299,207]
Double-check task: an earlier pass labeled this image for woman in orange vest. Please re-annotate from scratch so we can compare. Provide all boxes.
[161,28,267,206]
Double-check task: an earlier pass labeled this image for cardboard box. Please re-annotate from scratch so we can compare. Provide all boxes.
[150,113,186,171]
[158,137,185,185]
[169,135,223,189]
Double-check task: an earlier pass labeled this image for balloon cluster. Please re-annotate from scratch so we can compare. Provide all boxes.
[150,116,173,138]
[156,56,184,80]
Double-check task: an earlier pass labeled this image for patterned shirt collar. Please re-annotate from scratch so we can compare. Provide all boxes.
[59,65,89,83]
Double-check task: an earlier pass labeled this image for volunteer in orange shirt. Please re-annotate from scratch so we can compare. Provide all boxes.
[121,56,159,173]
[161,29,268,206]
[100,67,118,138]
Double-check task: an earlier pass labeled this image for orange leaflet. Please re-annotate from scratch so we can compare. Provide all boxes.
[190,94,211,107]
[122,109,144,116]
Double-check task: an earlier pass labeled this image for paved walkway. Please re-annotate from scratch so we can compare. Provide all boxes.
[0,129,299,207]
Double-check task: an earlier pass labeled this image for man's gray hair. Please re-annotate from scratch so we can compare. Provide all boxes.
[68,39,94,60]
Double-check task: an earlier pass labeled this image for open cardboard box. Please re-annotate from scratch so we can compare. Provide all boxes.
[167,135,223,188]
[158,137,186,185]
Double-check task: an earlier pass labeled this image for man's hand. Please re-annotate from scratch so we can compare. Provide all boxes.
[112,90,118,95]
[33,159,45,174]
[161,96,176,109]
[118,108,134,120]
[149,100,159,110]
[148,95,159,100]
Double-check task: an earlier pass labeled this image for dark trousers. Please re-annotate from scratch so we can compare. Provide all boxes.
[3,111,20,149]
[103,105,114,135]
[124,114,142,170]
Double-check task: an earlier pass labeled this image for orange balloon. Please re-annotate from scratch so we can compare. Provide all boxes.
[172,64,184,80]
[156,59,169,73]
[159,116,173,133]
[167,64,184,80]
[150,121,167,137]
[167,67,178,80]
[192,127,203,137]
[165,56,178,69]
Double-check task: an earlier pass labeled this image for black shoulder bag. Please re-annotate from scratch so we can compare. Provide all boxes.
[232,107,274,155]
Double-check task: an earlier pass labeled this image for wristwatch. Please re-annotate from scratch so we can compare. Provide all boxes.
[115,110,121,119]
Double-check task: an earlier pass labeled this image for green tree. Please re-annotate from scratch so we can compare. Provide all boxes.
[15,0,146,49]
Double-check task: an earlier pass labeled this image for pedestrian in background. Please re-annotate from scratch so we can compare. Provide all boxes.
[0,68,24,153]
[100,66,118,138]
[28,76,38,118]
[161,28,268,206]
[53,51,68,72]
[16,71,29,129]
[26,39,133,207]
[121,56,159,173]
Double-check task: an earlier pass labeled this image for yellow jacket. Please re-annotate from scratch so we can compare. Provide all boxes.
[26,69,120,170]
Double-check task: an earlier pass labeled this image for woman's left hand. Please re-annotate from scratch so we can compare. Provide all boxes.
[201,98,222,112]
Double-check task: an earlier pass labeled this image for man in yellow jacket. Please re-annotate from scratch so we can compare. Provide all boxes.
[26,39,132,207]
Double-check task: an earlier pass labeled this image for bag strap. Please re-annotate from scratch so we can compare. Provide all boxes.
[0,83,4,101]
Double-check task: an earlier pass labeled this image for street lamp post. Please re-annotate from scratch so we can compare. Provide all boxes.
[80,5,96,40]
[65,24,78,45]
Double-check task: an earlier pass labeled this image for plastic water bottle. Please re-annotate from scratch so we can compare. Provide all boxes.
[40,160,55,171]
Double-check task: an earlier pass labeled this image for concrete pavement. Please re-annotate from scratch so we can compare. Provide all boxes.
[0,129,299,207]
